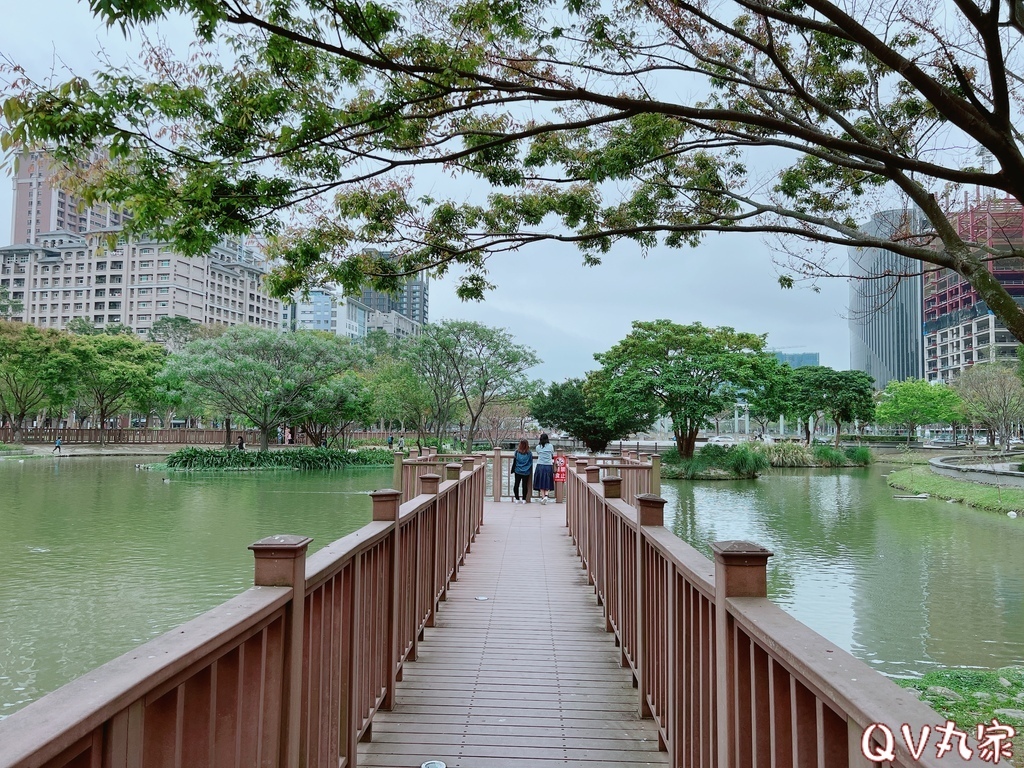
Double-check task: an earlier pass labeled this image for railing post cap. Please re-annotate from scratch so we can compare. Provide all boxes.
[635,493,666,505]
[249,535,313,557]
[711,540,774,563]
[370,488,402,501]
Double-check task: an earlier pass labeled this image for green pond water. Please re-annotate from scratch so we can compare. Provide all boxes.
[1,458,1022,719]
[0,457,392,719]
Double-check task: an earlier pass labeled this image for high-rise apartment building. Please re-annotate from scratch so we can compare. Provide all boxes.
[848,210,925,388]
[281,288,370,340]
[922,197,1024,382]
[0,229,280,335]
[11,150,127,244]
[359,250,429,326]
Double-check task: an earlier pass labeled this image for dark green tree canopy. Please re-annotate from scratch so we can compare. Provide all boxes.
[531,377,648,453]
[595,320,771,457]
[5,0,1024,338]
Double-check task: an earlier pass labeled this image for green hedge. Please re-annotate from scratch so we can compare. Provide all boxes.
[165,447,394,470]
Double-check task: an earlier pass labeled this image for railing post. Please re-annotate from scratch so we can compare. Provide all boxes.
[585,465,601,485]
[492,447,502,502]
[601,475,622,499]
[650,454,661,497]
[418,472,441,496]
[711,540,774,768]
[249,534,312,768]
[634,494,665,720]
[392,450,404,494]
[372,490,403,711]
[446,462,462,481]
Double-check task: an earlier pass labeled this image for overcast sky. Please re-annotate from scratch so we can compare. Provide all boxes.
[0,2,853,383]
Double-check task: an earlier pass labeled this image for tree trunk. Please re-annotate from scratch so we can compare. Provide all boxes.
[834,419,842,449]
[224,414,233,449]
[803,420,811,446]
[260,428,270,452]
[676,427,699,459]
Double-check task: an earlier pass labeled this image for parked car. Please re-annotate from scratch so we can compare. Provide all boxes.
[705,435,737,446]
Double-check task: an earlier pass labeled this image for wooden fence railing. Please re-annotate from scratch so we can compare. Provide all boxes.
[0,460,486,768]
[0,426,272,445]
[566,466,975,768]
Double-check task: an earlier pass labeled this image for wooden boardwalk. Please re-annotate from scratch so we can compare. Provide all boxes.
[359,500,669,768]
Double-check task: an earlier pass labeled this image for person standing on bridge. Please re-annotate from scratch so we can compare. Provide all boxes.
[510,439,534,504]
[534,433,555,504]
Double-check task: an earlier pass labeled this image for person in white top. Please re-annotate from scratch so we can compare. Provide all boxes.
[533,433,555,503]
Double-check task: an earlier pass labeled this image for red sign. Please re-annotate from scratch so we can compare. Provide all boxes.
[553,455,568,483]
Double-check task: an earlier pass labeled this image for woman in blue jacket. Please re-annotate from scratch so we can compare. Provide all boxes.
[510,439,534,504]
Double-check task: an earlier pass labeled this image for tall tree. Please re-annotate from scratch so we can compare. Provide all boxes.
[406,327,463,444]
[6,0,1024,341]
[595,321,771,458]
[431,321,540,449]
[875,379,964,445]
[68,332,166,443]
[746,359,794,436]
[532,376,649,453]
[0,322,76,441]
[790,366,875,447]
[148,317,203,353]
[295,373,373,448]
[165,327,357,450]
[954,364,1024,448]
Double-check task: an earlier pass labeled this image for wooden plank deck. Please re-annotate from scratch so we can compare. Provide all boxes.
[359,500,668,768]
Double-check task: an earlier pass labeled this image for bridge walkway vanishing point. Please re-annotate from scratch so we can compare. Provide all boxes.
[358,499,668,767]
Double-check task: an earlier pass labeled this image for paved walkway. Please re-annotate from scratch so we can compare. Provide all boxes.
[358,500,668,768]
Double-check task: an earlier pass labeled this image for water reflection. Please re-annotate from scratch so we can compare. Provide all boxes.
[0,458,392,717]
[662,467,1024,678]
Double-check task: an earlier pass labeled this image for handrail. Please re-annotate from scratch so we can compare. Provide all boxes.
[566,466,975,768]
[0,459,486,768]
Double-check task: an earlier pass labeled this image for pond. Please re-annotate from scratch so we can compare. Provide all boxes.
[0,457,393,719]
[663,466,1024,678]
[2,458,1022,719]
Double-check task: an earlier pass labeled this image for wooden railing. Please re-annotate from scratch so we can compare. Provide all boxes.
[566,466,975,768]
[0,460,486,768]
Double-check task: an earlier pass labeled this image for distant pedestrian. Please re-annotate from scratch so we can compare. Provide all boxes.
[510,438,534,504]
[534,433,555,504]
[388,434,394,449]
[52,437,61,455]
[398,436,405,450]
[277,426,284,445]
[236,435,245,451]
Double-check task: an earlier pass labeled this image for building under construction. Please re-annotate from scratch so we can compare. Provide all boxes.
[923,196,1024,383]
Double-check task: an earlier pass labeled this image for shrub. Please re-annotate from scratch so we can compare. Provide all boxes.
[726,445,770,478]
[813,445,847,467]
[697,443,731,463]
[843,446,872,466]
[752,442,815,467]
[165,447,393,471]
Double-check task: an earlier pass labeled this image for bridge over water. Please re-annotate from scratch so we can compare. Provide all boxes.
[0,451,972,767]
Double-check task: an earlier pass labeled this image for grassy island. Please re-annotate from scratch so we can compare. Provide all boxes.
[660,443,872,481]
[163,446,395,471]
